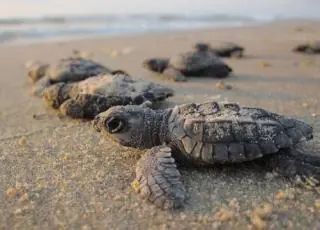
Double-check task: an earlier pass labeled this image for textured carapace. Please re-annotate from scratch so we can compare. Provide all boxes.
[211,42,244,58]
[167,48,232,77]
[166,101,313,164]
[42,73,174,119]
[26,56,129,96]
[293,41,320,54]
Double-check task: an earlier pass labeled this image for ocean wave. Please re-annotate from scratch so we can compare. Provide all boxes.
[0,13,264,26]
[0,17,67,26]
[0,13,274,44]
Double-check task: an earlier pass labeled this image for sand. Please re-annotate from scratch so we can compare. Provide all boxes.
[1,20,320,229]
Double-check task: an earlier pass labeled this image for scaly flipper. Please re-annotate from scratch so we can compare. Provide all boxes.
[131,146,186,209]
[110,69,130,76]
[162,67,187,82]
[257,148,320,188]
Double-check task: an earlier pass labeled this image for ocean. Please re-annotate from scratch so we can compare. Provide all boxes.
[0,14,279,44]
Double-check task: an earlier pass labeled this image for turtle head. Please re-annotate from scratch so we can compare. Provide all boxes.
[42,83,72,109]
[293,44,310,52]
[142,58,169,73]
[25,61,50,83]
[93,103,156,149]
[194,42,210,52]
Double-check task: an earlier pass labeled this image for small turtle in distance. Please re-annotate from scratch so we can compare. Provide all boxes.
[205,42,245,58]
[93,101,319,210]
[41,73,174,119]
[142,44,233,82]
[293,41,320,54]
[26,55,128,96]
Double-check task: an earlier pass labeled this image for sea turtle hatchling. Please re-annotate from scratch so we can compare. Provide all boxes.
[26,56,128,96]
[293,41,320,54]
[41,73,174,119]
[93,101,319,209]
[203,42,245,58]
[142,44,233,82]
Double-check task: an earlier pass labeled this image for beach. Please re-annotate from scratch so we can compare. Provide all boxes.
[0,19,320,229]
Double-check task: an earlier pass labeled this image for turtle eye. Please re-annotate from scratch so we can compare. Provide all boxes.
[105,117,126,133]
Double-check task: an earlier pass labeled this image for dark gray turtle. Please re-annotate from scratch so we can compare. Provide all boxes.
[41,73,174,119]
[92,101,319,210]
[26,56,128,96]
[293,41,320,54]
[199,42,245,58]
[142,45,233,82]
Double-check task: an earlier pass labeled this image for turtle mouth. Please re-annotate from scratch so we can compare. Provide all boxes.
[92,116,102,132]
[105,117,126,134]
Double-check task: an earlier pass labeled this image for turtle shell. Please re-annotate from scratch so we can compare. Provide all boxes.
[72,73,174,103]
[210,42,245,57]
[43,73,174,111]
[168,49,232,76]
[46,57,112,83]
[293,41,320,53]
[167,101,313,164]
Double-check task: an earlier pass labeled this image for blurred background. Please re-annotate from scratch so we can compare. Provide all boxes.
[1,0,319,44]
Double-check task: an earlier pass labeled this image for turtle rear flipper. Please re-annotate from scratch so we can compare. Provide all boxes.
[258,149,320,187]
[203,64,233,78]
[132,146,186,210]
[59,94,132,119]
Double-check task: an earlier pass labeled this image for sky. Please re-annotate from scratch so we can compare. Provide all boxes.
[0,0,319,18]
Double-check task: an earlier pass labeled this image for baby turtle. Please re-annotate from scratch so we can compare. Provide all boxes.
[293,41,320,54]
[142,45,233,82]
[42,73,174,119]
[202,42,245,58]
[26,56,128,96]
[93,101,319,210]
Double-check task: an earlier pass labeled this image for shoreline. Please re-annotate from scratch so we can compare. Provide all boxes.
[1,18,319,48]
[0,21,257,47]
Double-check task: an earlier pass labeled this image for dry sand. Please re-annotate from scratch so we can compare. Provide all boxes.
[1,20,320,229]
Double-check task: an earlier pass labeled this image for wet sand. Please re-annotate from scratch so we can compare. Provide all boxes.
[0,20,320,229]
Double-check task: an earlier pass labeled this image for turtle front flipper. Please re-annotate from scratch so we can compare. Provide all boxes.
[204,64,233,78]
[257,148,320,188]
[132,146,186,210]
[110,69,130,76]
[59,94,132,119]
[162,67,187,82]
